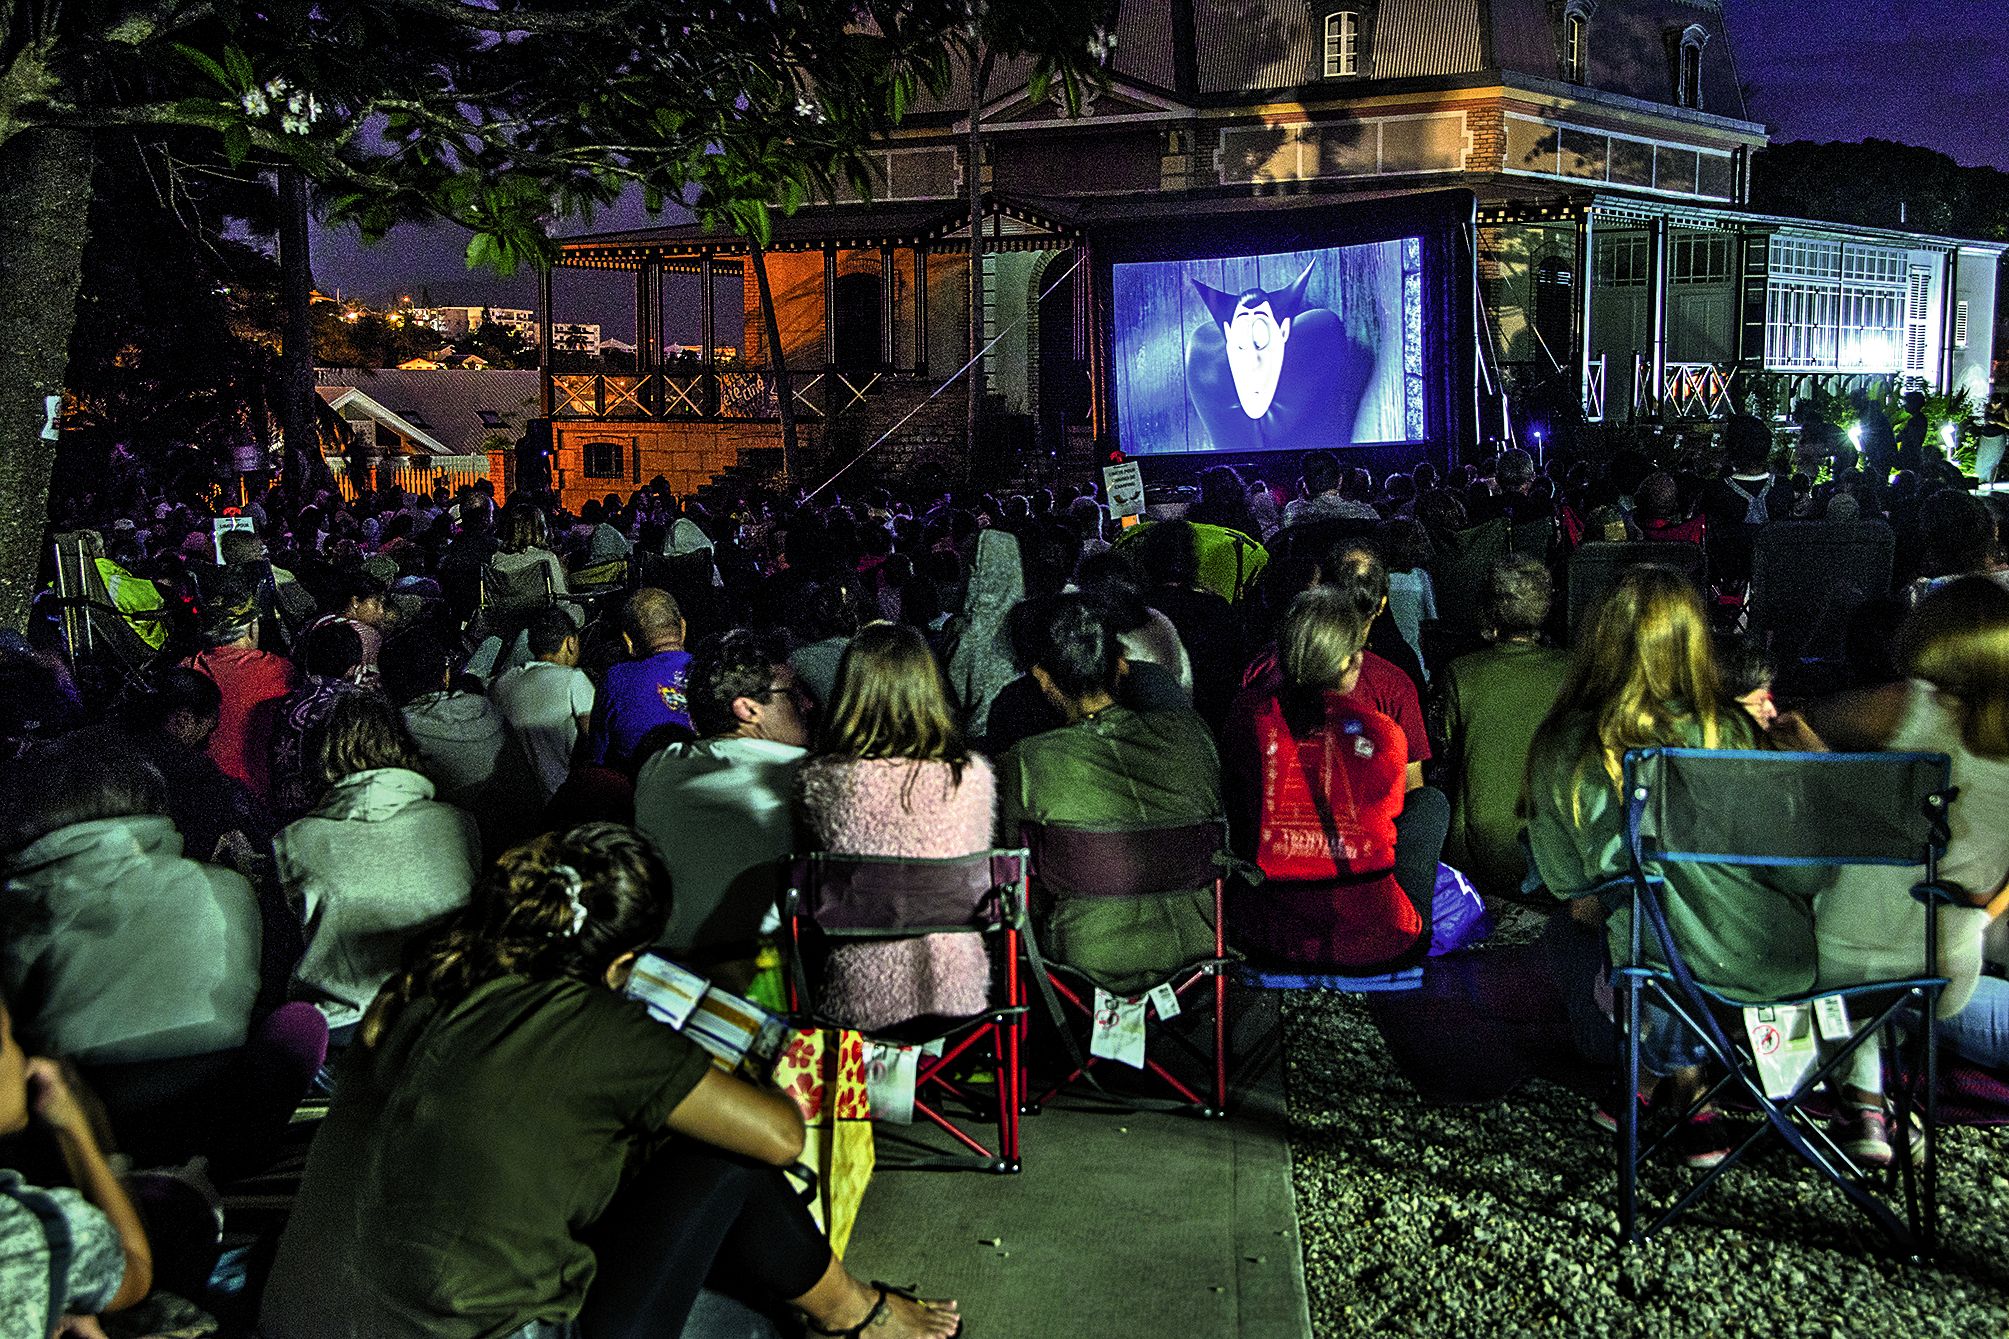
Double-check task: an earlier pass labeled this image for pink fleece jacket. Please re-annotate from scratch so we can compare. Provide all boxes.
[799,756,996,1030]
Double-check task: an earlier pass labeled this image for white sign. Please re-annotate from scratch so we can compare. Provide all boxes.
[1090,988,1148,1069]
[42,395,62,441]
[212,515,257,563]
[1103,461,1145,520]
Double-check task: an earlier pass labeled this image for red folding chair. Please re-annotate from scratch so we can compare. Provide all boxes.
[782,849,1030,1173]
[1018,820,1231,1117]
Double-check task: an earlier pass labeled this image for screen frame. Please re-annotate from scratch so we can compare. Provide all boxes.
[1087,188,1479,476]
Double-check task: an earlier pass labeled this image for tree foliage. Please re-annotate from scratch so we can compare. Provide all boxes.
[1750,139,2009,242]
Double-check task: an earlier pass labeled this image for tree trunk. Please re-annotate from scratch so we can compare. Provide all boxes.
[748,238,799,490]
[277,167,322,504]
[0,126,96,633]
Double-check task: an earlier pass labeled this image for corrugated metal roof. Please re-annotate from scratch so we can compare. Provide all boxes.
[314,369,540,457]
[1194,0,1322,94]
[1374,0,1486,78]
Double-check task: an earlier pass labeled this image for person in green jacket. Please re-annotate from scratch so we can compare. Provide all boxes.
[1524,567,1821,1169]
[1437,554,1570,893]
[997,593,1224,994]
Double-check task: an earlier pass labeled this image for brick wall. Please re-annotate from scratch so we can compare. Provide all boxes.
[1465,104,1505,174]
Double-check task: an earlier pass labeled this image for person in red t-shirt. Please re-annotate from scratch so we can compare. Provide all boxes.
[1224,588,1450,970]
[1241,539,1431,790]
[184,595,299,806]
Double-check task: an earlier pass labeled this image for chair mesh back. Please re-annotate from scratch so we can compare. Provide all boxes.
[1749,522,1894,664]
[1568,543,1706,643]
[1627,748,1949,867]
[791,851,1023,935]
[1024,821,1224,899]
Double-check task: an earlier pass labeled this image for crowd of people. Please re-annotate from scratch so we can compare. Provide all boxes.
[2,413,2007,1335]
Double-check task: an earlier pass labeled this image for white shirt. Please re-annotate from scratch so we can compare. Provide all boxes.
[634,736,807,955]
[490,659,595,799]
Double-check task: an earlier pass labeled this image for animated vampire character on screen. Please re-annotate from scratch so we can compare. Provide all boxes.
[1185,263,1374,453]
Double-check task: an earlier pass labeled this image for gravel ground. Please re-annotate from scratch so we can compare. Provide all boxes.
[1281,906,2009,1337]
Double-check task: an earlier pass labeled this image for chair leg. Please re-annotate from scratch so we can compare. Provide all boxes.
[1620,972,1642,1246]
[1212,965,1228,1117]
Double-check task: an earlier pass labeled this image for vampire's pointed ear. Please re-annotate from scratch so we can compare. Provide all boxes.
[1272,261,1318,321]
[1190,277,1242,327]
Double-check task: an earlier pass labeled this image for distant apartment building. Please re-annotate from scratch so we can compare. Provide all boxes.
[485,308,539,344]
[413,305,487,339]
[551,322,603,356]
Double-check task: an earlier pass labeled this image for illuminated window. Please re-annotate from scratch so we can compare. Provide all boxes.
[1324,12,1360,78]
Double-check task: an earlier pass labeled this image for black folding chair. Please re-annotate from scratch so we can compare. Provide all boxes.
[1018,820,1232,1117]
[782,849,1030,1173]
[1567,542,1706,643]
[1614,747,1955,1258]
[1747,521,1894,669]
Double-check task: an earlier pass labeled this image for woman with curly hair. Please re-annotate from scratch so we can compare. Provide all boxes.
[262,823,960,1339]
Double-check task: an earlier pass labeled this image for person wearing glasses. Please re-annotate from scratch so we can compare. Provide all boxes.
[635,630,811,990]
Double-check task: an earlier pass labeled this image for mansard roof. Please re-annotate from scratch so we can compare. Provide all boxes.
[923,0,1753,128]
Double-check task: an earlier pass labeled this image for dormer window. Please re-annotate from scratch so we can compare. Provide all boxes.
[1324,11,1361,78]
[1564,11,1588,83]
[1676,24,1708,108]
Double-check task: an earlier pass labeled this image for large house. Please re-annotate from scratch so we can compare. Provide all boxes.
[540,0,2003,503]
[314,367,540,496]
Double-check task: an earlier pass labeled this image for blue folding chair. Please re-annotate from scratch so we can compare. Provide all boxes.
[1615,747,1955,1258]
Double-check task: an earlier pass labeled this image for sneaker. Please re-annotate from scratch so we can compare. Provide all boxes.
[1836,1105,1910,1168]
[1669,1110,1732,1170]
[1591,1086,1650,1134]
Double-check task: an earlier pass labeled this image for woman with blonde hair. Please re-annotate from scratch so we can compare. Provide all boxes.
[263,822,961,1339]
[800,622,996,1030]
[1524,566,1820,1168]
[1808,576,2009,1085]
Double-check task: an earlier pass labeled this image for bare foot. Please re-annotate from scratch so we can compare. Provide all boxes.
[810,1282,960,1338]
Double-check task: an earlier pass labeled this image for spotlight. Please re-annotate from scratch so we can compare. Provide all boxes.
[1847,423,1863,449]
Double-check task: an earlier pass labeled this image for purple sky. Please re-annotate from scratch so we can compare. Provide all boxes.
[1728,0,2009,171]
[313,0,2009,330]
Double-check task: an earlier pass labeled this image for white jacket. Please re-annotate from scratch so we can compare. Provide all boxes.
[275,768,481,1027]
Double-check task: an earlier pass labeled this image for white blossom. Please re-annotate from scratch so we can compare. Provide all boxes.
[241,88,270,116]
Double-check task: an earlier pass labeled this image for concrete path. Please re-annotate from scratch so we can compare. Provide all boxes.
[843,1012,1312,1339]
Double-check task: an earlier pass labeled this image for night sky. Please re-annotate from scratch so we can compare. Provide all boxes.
[310,0,2009,334]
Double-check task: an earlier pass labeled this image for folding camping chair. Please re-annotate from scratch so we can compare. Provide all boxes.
[1018,819,1232,1117]
[1747,520,1894,670]
[50,532,166,672]
[782,849,1031,1173]
[1614,747,1955,1258]
[1567,542,1707,643]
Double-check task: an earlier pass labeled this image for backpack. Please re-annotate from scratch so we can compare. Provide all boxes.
[1726,477,1771,527]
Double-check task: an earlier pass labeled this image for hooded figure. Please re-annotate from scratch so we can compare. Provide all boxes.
[946,529,1025,745]
[1185,262,1376,453]
[2,814,261,1064]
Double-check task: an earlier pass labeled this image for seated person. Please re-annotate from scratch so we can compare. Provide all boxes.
[1223,589,1447,969]
[1803,577,2009,1152]
[1525,568,1819,1169]
[1634,472,1707,546]
[996,594,1222,994]
[184,592,298,807]
[491,607,596,802]
[268,619,369,822]
[1,993,153,1333]
[275,695,482,1039]
[587,587,695,774]
[635,630,810,983]
[0,738,260,1068]
[260,824,959,1339]
[800,623,995,1031]
[1436,556,1569,893]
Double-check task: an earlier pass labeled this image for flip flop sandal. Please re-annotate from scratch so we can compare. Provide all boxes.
[806,1281,962,1338]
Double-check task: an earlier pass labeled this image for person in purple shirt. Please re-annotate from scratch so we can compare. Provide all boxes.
[588,588,694,774]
